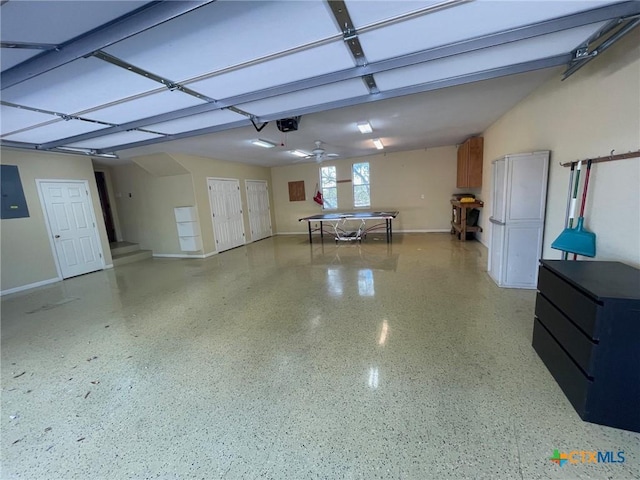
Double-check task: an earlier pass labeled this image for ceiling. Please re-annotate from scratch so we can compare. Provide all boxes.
[1,0,639,167]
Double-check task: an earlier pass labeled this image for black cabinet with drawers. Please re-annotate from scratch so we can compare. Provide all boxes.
[532,260,640,433]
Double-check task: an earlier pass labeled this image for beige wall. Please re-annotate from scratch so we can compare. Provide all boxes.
[109,153,274,256]
[110,162,196,255]
[0,149,112,292]
[479,29,640,267]
[170,153,273,253]
[271,146,469,233]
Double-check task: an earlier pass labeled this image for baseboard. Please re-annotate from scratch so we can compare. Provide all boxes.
[476,234,489,248]
[153,251,217,259]
[1,277,60,296]
[105,264,114,269]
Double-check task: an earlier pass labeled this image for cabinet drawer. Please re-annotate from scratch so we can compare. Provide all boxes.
[177,221,199,236]
[538,266,600,339]
[174,206,197,222]
[178,235,202,252]
[532,318,591,417]
[535,294,597,376]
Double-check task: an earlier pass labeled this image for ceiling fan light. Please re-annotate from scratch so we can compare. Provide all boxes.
[290,150,308,158]
[373,138,384,150]
[357,122,373,134]
[251,139,276,148]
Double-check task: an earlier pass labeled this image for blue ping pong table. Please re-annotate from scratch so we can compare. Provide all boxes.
[298,211,399,244]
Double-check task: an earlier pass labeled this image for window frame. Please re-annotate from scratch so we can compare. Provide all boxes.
[352,161,371,209]
[319,165,337,210]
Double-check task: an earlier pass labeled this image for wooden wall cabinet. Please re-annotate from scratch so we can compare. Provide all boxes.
[456,137,484,188]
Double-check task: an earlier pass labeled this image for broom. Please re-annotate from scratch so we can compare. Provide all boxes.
[551,159,596,258]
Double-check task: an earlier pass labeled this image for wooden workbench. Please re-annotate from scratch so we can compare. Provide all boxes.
[450,199,483,241]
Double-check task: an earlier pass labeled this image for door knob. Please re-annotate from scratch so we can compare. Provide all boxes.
[54,235,61,238]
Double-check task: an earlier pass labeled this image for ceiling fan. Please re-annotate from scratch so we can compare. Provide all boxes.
[305,140,339,163]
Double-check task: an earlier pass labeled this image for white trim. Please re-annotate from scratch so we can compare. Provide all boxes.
[35,179,106,278]
[352,160,371,209]
[105,264,114,269]
[153,251,217,259]
[476,233,489,248]
[1,277,60,296]
[245,178,269,184]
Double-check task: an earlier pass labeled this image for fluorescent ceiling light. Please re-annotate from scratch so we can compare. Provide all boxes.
[357,122,373,134]
[251,138,276,148]
[290,150,308,158]
[373,138,384,150]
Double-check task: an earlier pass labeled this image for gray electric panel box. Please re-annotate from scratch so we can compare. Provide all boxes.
[1,165,30,219]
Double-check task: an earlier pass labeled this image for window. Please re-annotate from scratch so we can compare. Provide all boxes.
[320,166,337,210]
[352,162,370,208]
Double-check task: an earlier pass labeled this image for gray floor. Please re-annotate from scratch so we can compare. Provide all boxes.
[1,234,638,479]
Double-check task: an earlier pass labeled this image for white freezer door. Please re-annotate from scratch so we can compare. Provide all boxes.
[505,152,549,223]
[491,158,507,222]
[488,219,504,286]
[489,221,543,289]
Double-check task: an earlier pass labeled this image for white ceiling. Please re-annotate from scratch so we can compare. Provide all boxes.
[1,0,639,167]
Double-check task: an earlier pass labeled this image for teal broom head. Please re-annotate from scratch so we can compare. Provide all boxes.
[551,217,596,257]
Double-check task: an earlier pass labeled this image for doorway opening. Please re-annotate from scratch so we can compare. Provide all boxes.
[94,171,116,243]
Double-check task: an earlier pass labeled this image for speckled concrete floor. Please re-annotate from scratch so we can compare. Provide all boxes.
[2,234,639,479]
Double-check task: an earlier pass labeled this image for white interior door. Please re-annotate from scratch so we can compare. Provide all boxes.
[207,178,245,252]
[39,180,104,279]
[246,180,272,242]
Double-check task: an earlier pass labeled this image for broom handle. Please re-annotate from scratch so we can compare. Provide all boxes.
[569,160,582,221]
[565,161,582,260]
[574,159,592,260]
[564,162,576,227]
[578,159,592,218]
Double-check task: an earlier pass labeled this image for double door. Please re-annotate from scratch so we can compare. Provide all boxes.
[207,178,245,253]
[488,151,549,288]
[246,180,272,242]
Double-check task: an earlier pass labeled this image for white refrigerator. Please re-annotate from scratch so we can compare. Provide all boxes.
[488,151,549,289]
